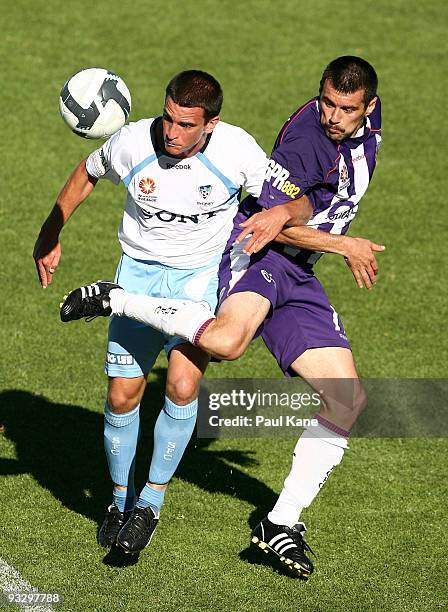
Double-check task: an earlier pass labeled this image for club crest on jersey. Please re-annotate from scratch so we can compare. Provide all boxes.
[198,185,213,199]
[339,164,350,189]
[139,177,156,194]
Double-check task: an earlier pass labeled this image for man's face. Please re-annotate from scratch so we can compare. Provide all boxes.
[319,79,377,143]
[161,97,219,158]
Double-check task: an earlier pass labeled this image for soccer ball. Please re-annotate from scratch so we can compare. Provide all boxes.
[59,68,131,139]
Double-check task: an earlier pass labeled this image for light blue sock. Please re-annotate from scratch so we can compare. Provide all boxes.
[136,484,165,517]
[143,396,197,512]
[113,486,128,513]
[104,403,139,511]
[112,458,136,512]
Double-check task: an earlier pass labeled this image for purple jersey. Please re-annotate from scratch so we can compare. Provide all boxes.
[238,96,382,266]
[218,95,382,371]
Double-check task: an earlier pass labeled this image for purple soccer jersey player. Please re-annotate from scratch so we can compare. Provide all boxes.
[260,93,381,239]
[218,89,381,374]
[61,57,385,576]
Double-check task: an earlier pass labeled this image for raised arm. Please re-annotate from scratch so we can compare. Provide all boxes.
[33,160,97,288]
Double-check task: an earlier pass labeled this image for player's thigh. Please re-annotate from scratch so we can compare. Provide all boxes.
[290,346,359,379]
[216,291,271,348]
[217,241,280,353]
[166,343,210,405]
[290,346,362,408]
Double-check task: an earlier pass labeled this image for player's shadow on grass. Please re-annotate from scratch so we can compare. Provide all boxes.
[0,369,276,535]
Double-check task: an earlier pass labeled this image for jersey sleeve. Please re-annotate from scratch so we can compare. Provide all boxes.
[257,135,323,209]
[85,125,133,185]
[235,130,268,198]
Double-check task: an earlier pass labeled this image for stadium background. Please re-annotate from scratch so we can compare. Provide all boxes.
[1,0,446,610]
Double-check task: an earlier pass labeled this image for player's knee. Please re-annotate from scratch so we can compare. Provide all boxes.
[320,381,367,424]
[335,383,367,421]
[166,378,199,405]
[353,384,367,417]
[215,334,247,361]
[107,385,143,413]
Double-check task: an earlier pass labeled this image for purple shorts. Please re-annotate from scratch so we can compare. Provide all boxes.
[218,227,351,375]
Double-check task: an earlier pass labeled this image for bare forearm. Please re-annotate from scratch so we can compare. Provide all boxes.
[276,225,350,256]
[282,194,313,227]
[33,159,98,288]
[39,159,97,236]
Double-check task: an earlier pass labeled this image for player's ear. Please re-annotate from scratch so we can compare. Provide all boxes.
[204,115,220,134]
[364,96,377,117]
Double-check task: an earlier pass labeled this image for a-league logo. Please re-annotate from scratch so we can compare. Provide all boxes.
[139,177,156,194]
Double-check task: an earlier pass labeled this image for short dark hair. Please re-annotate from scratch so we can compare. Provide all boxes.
[165,70,223,121]
[319,56,378,106]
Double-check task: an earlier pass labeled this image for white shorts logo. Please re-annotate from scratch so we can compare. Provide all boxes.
[106,352,134,365]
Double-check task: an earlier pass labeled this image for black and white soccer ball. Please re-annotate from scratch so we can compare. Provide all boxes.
[59,68,131,139]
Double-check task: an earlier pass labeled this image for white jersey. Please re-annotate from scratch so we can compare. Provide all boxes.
[86,118,267,268]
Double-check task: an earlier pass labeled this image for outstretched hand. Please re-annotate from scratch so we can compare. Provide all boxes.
[33,233,61,288]
[343,237,385,289]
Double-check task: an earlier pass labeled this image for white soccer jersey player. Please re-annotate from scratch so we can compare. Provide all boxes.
[86,117,267,268]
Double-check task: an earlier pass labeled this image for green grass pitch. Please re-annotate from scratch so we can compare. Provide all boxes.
[1,0,447,610]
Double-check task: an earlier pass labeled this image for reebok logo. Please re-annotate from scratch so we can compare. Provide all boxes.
[166,162,191,170]
[352,153,367,163]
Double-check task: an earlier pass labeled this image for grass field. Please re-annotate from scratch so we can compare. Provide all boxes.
[1,0,447,610]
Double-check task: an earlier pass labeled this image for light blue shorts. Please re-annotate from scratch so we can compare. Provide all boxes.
[105,253,220,378]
